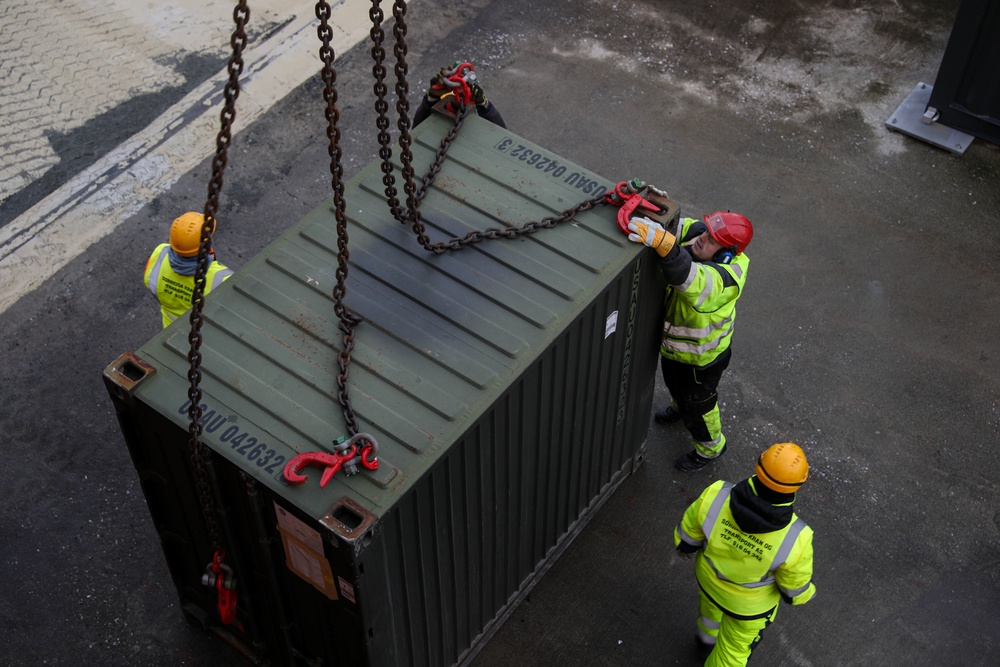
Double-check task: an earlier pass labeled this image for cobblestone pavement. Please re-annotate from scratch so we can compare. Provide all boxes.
[0,0,372,314]
[0,0,295,212]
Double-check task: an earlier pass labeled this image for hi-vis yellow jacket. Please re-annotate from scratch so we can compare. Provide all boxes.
[675,478,816,617]
[143,243,232,328]
[661,217,748,366]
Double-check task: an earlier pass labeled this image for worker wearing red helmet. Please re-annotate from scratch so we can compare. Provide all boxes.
[674,443,816,665]
[627,210,753,471]
[143,212,233,328]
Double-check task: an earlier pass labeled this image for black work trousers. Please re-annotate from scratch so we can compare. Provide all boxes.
[660,347,732,456]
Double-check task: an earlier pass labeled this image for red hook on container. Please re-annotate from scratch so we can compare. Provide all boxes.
[440,61,477,106]
[360,442,380,471]
[283,448,354,488]
[604,179,666,234]
[202,550,238,625]
[284,433,381,487]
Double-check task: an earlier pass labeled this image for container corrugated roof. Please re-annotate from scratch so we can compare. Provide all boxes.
[132,112,637,520]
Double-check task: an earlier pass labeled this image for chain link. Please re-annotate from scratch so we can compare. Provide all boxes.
[317,0,364,437]
[189,1,609,482]
[320,0,610,439]
[369,1,603,254]
[187,0,250,555]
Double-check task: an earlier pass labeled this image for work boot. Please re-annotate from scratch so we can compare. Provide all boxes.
[653,406,683,424]
[675,444,727,472]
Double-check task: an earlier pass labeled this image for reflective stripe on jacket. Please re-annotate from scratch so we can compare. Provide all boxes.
[143,243,233,328]
[674,479,816,616]
[661,217,748,366]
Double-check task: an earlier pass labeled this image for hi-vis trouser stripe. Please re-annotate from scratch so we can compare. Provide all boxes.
[698,613,720,645]
[699,483,806,588]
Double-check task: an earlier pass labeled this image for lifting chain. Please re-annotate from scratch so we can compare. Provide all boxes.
[186,0,249,623]
[369,0,606,253]
[190,0,608,489]
[319,0,608,443]
[317,0,364,437]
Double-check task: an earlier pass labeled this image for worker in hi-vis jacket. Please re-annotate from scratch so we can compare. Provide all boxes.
[627,211,753,471]
[143,212,233,328]
[674,442,816,666]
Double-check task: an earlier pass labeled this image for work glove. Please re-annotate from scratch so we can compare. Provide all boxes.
[427,69,450,101]
[427,61,464,101]
[468,73,488,108]
[627,216,676,257]
[676,549,694,560]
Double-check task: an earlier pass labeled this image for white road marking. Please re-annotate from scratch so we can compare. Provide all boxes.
[0,0,382,315]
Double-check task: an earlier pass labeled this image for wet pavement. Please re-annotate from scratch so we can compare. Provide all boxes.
[2,0,999,665]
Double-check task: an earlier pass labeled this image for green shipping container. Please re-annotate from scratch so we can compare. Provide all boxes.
[105,111,667,665]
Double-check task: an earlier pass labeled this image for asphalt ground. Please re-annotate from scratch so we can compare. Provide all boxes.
[2,0,999,665]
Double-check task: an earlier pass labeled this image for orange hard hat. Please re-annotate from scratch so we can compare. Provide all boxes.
[755,442,809,494]
[170,212,215,257]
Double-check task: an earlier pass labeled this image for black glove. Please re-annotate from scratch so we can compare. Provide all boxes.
[427,69,449,101]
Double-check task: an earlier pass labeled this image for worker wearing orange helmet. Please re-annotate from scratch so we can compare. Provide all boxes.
[143,212,233,328]
[674,443,816,666]
[627,210,753,471]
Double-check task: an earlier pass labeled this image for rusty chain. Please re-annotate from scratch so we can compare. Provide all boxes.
[187,1,249,558]
[369,0,605,253]
[317,0,364,437]
[189,0,607,479]
[321,0,609,439]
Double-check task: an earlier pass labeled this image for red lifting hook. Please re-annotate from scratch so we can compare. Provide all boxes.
[284,449,354,488]
[202,550,238,625]
[440,61,477,106]
[604,179,678,235]
[283,433,380,488]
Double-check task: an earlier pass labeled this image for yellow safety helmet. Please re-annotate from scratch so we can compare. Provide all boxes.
[755,442,809,494]
[170,212,215,257]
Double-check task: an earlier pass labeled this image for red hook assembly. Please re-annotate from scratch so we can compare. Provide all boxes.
[284,448,354,488]
[603,179,664,234]
[202,550,238,625]
[284,433,380,488]
[440,61,477,106]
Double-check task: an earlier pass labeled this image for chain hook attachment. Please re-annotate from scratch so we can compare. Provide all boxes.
[283,433,380,487]
[201,550,238,625]
[604,179,677,234]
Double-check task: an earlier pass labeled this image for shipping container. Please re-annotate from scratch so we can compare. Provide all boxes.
[105,110,670,665]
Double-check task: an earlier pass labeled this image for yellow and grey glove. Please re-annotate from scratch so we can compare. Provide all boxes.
[627,216,676,257]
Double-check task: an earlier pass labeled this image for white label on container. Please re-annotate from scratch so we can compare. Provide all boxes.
[338,576,356,603]
[605,310,619,339]
[274,502,324,553]
[286,539,326,589]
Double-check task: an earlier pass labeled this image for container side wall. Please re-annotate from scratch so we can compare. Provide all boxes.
[376,255,660,665]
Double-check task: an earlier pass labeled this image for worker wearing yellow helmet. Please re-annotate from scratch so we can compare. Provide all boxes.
[143,212,233,328]
[674,443,816,666]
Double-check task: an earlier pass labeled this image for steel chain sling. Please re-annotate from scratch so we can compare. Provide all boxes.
[189,1,612,494]
[185,0,249,625]
[316,0,366,439]
[368,0,608,255]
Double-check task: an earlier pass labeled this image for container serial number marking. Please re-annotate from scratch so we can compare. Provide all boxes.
[494,138,608,197]
[178,400,286,478]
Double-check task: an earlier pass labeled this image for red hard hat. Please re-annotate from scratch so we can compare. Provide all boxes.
[703,211,753,254]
